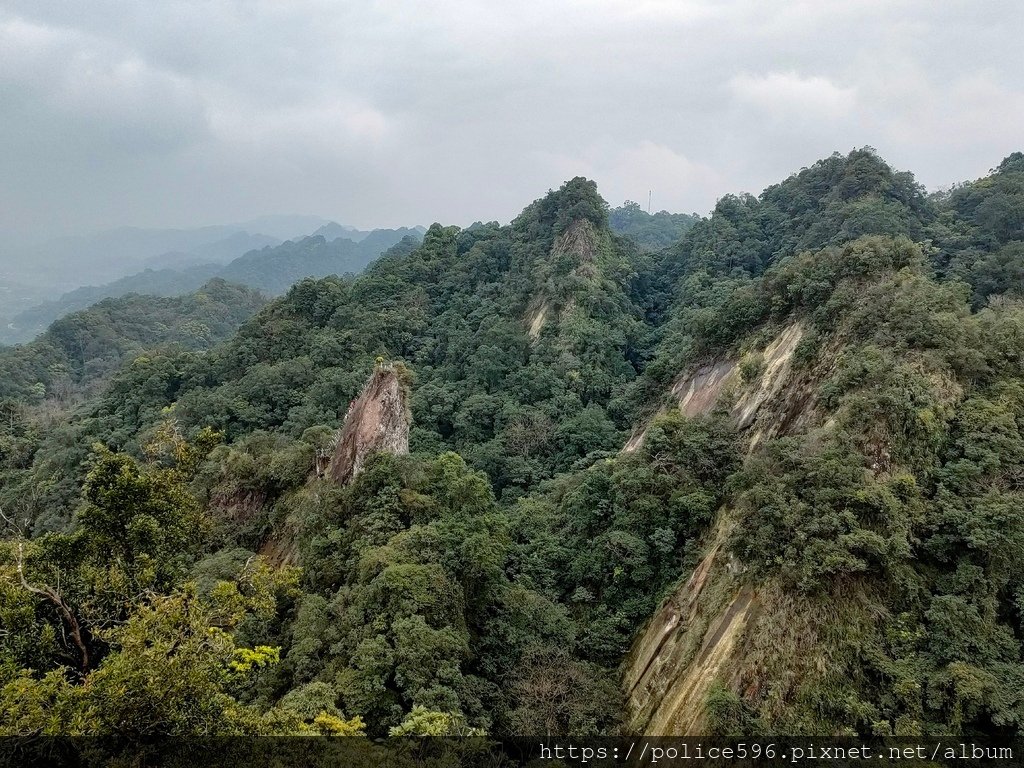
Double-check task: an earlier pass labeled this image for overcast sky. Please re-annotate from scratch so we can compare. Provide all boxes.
[1,0,1022,240]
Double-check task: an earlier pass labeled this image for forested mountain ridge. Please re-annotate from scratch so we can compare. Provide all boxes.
[608,201,699,250]
[3,265,222,344]
[626,233,1024,734]
[216,227,424,295]
[0,279,267,403]
[620,150,1024,735]
[2,149,1023,742]
[938,152,1024,306]
[1,227,424,345]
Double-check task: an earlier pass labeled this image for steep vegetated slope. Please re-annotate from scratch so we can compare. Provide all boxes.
[46,178,647,507]
[623,152,1024,736]
[0,280,267,534]
[626,235,1024,735]
[2,150,1023,740]
[938,153,1024,306]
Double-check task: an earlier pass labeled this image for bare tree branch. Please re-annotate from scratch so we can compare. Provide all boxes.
[0,505,23,538]
[16,542,90,671]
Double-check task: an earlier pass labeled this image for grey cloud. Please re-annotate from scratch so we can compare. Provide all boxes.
[0,0,1022,242]
[0,16,208,154]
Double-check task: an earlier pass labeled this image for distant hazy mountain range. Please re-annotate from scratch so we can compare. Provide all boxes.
[0,221,424,345]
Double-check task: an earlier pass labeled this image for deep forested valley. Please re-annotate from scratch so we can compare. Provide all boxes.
[2,149,1024,742]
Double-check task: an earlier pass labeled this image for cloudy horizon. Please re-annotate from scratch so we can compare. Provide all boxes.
[1,0,1022,242]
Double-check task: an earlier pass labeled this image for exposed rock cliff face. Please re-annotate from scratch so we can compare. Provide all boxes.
[257,365,411,567]
[557,218,600,271]
[624,321,814,454]
[525,298,550,341]
[623,321,829,734]
[523,218,601,341]
[624,520,754,734]
[329,364,411,485]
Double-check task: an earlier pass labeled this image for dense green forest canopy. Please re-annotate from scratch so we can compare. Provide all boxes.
[2,148,1024,741]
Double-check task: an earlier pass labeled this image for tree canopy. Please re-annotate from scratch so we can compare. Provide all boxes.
[3,151,1024,742]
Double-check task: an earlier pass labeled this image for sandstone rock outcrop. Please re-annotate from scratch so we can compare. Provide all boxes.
[623,321,828,733]
[329,364,411,485]
[623,321,815,454]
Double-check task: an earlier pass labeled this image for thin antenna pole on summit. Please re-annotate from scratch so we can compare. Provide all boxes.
[648,191,652,213]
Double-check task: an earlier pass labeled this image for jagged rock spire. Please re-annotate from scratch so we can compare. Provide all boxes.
[329,362,411,485]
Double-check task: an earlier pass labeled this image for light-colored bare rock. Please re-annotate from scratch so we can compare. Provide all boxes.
[329,364,410,485]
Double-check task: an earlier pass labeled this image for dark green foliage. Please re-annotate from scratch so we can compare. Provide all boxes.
[660,148,932,284]
[4,151,1024,739]
[933,155,1024,307]
[285,450,626,735]
[510,411,739,665]
[628,149,938,411]
[78,446,207,589]
[733,436,919,592]
[959,242,1024,307]
[0,280,266,533]
[719,231,1024,735]
[39,179,647,506]
[947,153,1024,248]
[705,682,757,738]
